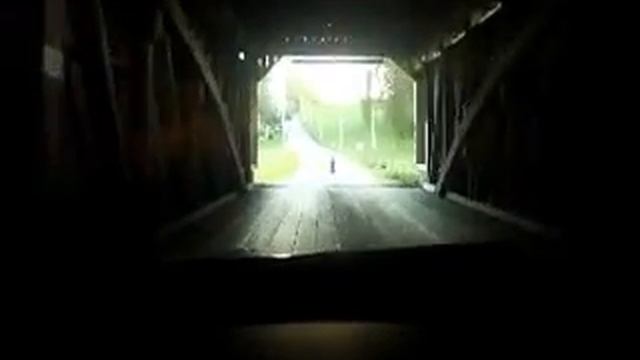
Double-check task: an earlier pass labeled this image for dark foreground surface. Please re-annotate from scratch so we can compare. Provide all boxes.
[63,187,571,352]
[145,238,573,354]
[148,186,570,343]
[158,185,542,260]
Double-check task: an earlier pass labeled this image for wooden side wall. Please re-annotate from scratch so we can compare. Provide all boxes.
[27,0,255,258]
[420,2,581,228]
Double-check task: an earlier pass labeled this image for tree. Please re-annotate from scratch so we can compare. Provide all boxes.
[374,60,414,139]
[258,76,282,139]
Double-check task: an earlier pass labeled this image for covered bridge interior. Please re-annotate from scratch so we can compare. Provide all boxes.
[14,0,586,261]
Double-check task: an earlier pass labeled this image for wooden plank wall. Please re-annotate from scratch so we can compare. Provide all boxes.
[31,0,255,252]
[420,2,576,227]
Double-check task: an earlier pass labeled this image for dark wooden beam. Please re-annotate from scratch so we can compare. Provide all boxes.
[427,65,438,181]
[249,75,258,170]
[434,12,544,196]
[70,0,127,181]
[415,76,427,165]
[440,63,448,171]
[164,0,246,187]
[424,66,433,181]
[292,58,384,65]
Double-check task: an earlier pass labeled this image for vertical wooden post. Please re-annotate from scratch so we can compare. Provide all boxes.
[245,65,257,184]
[415,76,427,165]
[164,0,246,187]
[154,33,183,211]
[148,11,166,183]
[250,72,258,170]
[426,66,436,181]
[42,0,66,182]
[234,56,254,186]
[69,0,126,182]
[163,38,181,128]
[128,34,155,185]
[146,43,159,175]
[432,62,442,174]
[440,62,448,168]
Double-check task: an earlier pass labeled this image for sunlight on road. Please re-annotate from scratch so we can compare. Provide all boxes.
[285,119,387,185]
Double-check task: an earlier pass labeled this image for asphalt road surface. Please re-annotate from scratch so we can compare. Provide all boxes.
[159,186,538,261]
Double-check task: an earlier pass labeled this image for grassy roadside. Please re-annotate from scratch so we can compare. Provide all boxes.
[299,100,420,185]
[341,139,421,186]
[255,139,300,183]
[301,111,420,185]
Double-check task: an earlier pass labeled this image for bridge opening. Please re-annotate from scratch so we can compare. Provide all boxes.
[254,56,420,186]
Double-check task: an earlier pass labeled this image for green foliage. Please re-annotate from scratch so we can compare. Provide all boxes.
[343,138,420,186]
[378,60,414,139]
[287,61,418,185]
[258,76,283,140]
[298,101,419,185]
[257,58,419,185]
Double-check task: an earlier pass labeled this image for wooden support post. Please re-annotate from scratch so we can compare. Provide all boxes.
[440,64,448,168]
[426,66,436,181]
[42,0,66,180]
[245,68,258,183]
[432,63,441,172]
[435,13,544,196]
[69,0,127,181]
[153,34,182,209]
[148,11,166,183]
[415,77,427,165]
[164,0,246,187]
[158,37,180,128]
[250,74,258,169]
[234,57,254,185]
[146,40,168,182]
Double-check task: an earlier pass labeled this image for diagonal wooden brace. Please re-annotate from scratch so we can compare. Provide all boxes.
[165,0,246,187]
[435,10,545,196]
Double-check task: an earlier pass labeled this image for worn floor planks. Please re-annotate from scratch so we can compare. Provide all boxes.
[160,185,537,260]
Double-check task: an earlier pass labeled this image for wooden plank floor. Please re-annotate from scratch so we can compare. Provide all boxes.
[159,185,538,260]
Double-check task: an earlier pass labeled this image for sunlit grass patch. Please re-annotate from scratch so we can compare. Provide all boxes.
[340,139,420,186]
[255,139,300,183]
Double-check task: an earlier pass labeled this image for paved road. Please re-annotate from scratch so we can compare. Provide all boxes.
[285,120,388,185]
[159,186,538,261]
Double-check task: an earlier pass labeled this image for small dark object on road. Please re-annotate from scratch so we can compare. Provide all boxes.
[330,156,336,174]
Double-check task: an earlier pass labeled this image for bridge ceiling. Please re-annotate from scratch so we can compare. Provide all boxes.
[229,0,500,55]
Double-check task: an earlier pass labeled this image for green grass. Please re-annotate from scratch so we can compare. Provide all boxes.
[342,139,421,186]
[299,102,420,186]
[255,139,300,183]
[260,80,419,185]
